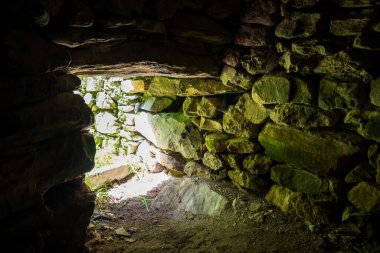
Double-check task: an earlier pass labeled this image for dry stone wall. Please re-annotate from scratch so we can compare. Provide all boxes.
[1,0,380,251]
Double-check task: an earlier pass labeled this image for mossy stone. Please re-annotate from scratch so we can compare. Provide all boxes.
[204,133,231,153]
[252,74,291,104]
[242,154,273,175]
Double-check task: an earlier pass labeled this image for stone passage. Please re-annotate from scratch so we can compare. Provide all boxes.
[1,0,380,252]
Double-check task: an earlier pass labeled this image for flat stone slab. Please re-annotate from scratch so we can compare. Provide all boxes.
[151,178,229,216]
[86,163,133,190]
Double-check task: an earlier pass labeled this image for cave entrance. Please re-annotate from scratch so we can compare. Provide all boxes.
[77,75,173,207]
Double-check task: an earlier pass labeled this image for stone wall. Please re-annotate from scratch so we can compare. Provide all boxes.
[1,0,380,251]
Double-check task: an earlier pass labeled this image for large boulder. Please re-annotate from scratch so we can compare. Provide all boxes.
[135,112,203,160]
[258,123,364,177]
[344,109,380,143]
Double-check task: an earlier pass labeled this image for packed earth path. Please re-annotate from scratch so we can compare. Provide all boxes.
[85,176,378,253]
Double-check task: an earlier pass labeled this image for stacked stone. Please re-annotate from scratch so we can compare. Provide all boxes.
[218,0,380,234]
[79,76,148,167]
[0,30,95,252]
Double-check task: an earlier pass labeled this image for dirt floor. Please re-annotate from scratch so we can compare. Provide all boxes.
[85,175,379,253]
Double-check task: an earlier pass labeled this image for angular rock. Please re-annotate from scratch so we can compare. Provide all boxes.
[0,93,92,149]
[86,164,133,190]
[228,169,269,192]
[120,79,148,94]
[202,152,226,171]
[220,66,254,91]
[2,30,71,74]
[235,93,270,124]
[240,0,278,26]
[270,103,335,129]
[370,78,380,107]
[314,51,372,83]
[205,133,231,153]
[223,106,260,138]
[167,13,232,44]
[318,78,362,110]
[148,77,243,97]
[205,0,241,19]
[265,184,337,225]
[241,48,278,75]
[344,109,380,143]
[347,182,380,213]
[242,154,273,175]
[96,92,117,109]
[191,117,223,132]
[140,96,173,112]
[258,123,364,177]
[197,96,225,118]
[270,164,328,195]
[330,18,369,36]
[135,112,203,160]
[95,111,120,136]
[184,161,226,181]
[226,138,261,154]
[345,162,375,184]
[235,26,274,47]
[291,77,314,105]
[291,40,326,56]
[252,74,291,104]
[275,13,320,39]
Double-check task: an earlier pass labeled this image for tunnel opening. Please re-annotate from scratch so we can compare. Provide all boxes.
[2,0,380,252]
